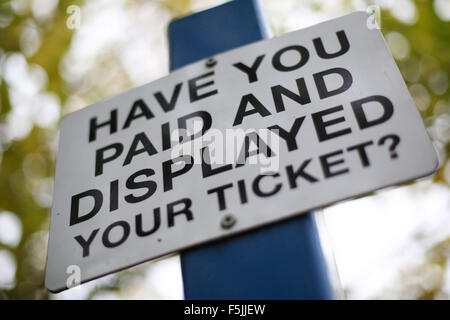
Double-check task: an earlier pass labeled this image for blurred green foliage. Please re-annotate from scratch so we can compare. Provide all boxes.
[0,0,448,300]
[0,0,80,299]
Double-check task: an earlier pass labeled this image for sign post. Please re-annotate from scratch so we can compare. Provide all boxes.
[168,0,336,299]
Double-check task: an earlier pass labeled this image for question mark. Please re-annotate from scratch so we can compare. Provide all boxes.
[378,134,400,159]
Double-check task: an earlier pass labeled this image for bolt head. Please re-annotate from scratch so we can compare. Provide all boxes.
[205,58,217,68]
[221,214,236,229]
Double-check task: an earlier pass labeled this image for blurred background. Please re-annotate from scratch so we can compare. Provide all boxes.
[0,0,449,300]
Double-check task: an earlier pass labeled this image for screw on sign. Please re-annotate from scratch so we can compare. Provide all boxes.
[205,58,217,68]
[221,214,236,229]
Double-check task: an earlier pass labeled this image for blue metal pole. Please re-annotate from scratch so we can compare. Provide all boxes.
[168,0,337,299]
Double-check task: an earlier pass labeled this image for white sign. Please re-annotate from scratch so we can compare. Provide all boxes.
[46,12,438,292]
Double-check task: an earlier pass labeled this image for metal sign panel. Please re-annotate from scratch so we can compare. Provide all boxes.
[46,12,438,292]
